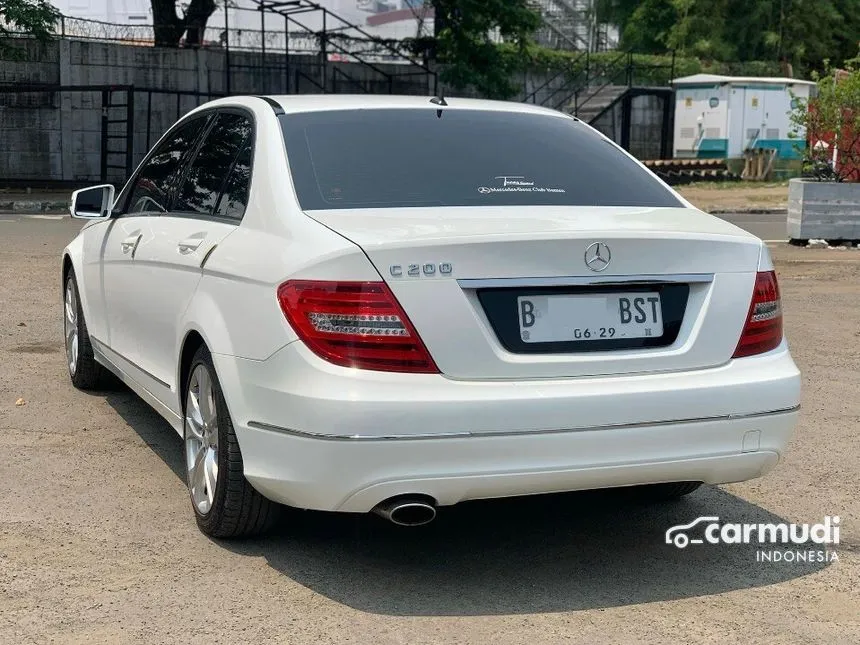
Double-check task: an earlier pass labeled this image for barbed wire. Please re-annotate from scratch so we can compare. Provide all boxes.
[51,14,418,61]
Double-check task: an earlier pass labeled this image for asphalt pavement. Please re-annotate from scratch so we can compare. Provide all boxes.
[715,211,787,241]
[0,214,856,644]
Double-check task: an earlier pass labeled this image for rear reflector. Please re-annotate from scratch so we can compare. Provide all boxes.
[277,280,439,373]
[733,270,783,358]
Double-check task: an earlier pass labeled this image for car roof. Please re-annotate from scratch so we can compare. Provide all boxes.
[197,94,572,119]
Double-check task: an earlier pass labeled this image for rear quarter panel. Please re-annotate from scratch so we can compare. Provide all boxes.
[180,221,381,363]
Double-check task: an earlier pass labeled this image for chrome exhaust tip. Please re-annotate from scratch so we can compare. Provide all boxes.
[372,496,437,527]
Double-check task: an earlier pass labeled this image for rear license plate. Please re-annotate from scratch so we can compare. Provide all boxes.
[517,292,664,343]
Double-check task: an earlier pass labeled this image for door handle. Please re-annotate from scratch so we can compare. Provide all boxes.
[120,234,141,255]
[177,238,204,254]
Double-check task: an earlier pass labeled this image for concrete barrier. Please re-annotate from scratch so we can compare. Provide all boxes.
[0,199,68,213]
[787,178,860,241]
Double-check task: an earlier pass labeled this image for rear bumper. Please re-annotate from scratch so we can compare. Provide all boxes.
[239,411,795,512]
[213,342,800,512]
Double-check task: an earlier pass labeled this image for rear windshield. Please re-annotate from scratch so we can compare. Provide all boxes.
[279,108,682,210]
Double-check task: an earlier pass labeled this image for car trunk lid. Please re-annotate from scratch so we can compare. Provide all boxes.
[307,205,763,379]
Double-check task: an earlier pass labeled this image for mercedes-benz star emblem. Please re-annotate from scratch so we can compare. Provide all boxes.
[584,242,611,272]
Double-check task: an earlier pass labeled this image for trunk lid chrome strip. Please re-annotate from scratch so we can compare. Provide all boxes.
[457,273,715,289]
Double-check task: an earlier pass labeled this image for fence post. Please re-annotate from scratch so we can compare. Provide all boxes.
[126,87,135,181]
[585,51,590,85]
[145,90,153,151]
[284,15,290,94]
[321,10,328,92]
[100,89,109,183]
[224,4,231,95]
[261,5,267,94]
[627,51,633,87]
[660,91,672,159]
[620,90,632,151]
[670,50,676,84]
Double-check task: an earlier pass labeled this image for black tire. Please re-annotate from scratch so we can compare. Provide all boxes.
[631,481,703,501]
[185,345,278,538]
[64,269,108,390]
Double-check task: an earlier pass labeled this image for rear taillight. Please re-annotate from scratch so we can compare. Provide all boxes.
[277,280,439,373]
[733,270,783,358]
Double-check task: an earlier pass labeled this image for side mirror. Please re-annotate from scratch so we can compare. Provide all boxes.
[70,185,115,219]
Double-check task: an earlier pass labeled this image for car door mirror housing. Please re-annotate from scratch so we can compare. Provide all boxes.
[70,185,115,219]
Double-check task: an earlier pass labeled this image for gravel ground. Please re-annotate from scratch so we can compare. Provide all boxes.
[677,182,790,212]
[0,217,857,644]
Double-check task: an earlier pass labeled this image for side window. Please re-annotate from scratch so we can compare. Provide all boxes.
[126,116,209,215]
[214,137,253,220]
[174,112,253,218]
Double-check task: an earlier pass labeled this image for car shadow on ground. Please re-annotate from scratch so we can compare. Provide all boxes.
[107,387,831,616]
[102,386,187,480]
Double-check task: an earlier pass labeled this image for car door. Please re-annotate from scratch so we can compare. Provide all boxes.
[130,110,255,405]
[80,216,146,350]
[79,218,121,346]
[97,114,213,381]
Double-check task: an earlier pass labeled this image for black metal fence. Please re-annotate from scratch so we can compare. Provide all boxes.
[524,50,677,112]
[0,69,439,188]
[519,50,676,160]
[0,2,679,185]
[0,0,440,187]
[0,84,227,187]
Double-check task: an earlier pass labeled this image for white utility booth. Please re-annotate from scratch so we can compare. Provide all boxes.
[671,74,815,159]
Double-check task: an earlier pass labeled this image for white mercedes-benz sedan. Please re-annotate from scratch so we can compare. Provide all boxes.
[62,95,801,537]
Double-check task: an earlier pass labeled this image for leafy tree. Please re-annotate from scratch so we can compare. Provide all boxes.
[0,0,60,41]
[598,0,860,74]
[0,0,60,59]
[406,0,541,99]
[776,1,860,73]
[599,0,678,54]
[790,58,860,182]
[150,0,217,47]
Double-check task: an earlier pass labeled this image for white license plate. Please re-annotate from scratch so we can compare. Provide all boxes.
[517,292,664,343]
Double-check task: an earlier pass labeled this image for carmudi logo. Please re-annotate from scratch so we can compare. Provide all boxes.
[665,516,841,563]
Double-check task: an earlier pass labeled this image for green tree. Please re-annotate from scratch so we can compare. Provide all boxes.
[600,0,860,73]
[609,0,679,54]
[790,59,860,182]
[407,0,541,99]
[0,0,60,41]
[778,0,860,73]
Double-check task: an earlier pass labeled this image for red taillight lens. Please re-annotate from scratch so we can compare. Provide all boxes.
[733,270,783,358]
[277,280,439,373]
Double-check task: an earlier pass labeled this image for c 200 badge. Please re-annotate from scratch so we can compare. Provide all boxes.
[390,263,453,278]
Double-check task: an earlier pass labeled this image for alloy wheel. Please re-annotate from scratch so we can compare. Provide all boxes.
[64,280,79,376]
[185,364,220,514]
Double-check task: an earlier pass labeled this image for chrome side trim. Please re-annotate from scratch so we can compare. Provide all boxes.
[457,273,714,289]
[91,337,171,389]
[91,339,183,435]
[247,405,800,442]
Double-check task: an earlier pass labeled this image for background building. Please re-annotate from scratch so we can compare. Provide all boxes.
[47,0,616,51]
[48,0,429,41]
[672,74,815,160]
